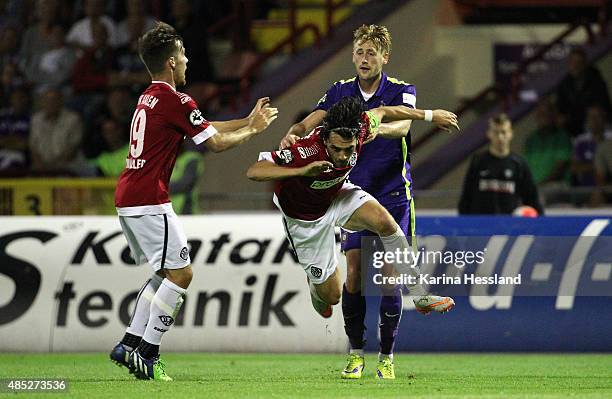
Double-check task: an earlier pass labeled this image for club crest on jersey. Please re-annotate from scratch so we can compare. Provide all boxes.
[309,266,322,278]
[189,109,204,126]
[275,149,293,164]
[159,315,175,327]
[180,246,189,261]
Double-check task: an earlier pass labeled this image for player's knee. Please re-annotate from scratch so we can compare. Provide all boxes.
[167,266,193,288]
[327,290,341,305]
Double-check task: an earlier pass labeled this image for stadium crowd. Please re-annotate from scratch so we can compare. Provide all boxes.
[0,0,611,208]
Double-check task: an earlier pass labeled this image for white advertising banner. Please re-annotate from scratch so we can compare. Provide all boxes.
[0,215,347,352]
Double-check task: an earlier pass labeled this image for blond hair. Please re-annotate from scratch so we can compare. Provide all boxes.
[353,24,391,55]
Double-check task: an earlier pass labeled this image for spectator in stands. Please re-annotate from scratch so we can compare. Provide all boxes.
[170,0,215,83]
[524,98,571,185]
[591,137,612,205]
[66,0,119,49]
[0,25,20,72]
[72,21,115,95]
[116,0,156,47]
[83,86,133,158]
[556,48,611,137]
[70,20,114,119]
[29,87,85,173]
[571,105,612,187]
[113,13,151,94]
[32,24,76,94]
[0,86,31,170]
[0,62,26,108]
[90,117,128,176]
[459,113,543,215]
[19,0,61,84]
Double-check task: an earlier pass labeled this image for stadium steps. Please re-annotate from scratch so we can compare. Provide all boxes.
[412,24,612,193]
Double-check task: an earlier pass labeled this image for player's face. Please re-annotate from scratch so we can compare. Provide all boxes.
[173,42,188,87]
[352,40,388,82]
[324,132,357,169]
[487,122,513,149]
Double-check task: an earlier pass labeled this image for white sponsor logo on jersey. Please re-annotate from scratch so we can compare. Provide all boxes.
[298,146,318,159]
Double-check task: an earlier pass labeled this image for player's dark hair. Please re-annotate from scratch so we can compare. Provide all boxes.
[321,96,367,141]
[489,113,511,127]
[138,22,183,75]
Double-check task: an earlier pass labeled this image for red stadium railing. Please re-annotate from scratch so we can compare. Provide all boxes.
[200,0,355,111]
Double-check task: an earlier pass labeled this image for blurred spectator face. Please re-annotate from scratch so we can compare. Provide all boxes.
[101,119,125,149]
[0,27,18,54]
[172,0,192,19]
[1,63,17,87]
[91,21,108,48]
[586,106,606,135]
[126,0,145,16]
[108,88,131,120]
[127,15,145,43]
[535,100,557,130]
[36,0,59,24]
[487,120,513,149]
[10,88,30,115]
[568,50,587,78]
[41,89,62,118]
[85,0,105,18]
[49,25,65,48]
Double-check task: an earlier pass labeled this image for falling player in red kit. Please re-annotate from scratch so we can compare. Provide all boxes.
[247,97,455,325]
[110,22,278,381]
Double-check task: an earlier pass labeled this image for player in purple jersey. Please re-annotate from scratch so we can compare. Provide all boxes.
[280,25,459,380]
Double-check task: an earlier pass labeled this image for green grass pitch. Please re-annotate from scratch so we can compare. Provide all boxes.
[1,353,611,398]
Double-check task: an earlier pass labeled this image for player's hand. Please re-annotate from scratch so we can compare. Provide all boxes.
[248,97,270,118]
[249,107,279,132]
[300,160,333,176]
[280,134,300,149]
[432,110,460,132]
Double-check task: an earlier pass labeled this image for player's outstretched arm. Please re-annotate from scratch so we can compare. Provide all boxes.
[210,97,270,133]
[204,107,278,153]
[280,110,327,149]
[371,106,460,131]
[247,160,333,181]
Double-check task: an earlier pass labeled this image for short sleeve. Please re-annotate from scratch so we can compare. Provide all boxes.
[173,95,218,145]
[391,84,416,109]
[314,83,340,112]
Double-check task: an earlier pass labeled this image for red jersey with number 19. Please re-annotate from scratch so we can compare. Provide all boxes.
[115,81,217,216]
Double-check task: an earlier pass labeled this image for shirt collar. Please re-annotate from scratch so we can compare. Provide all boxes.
[354,71,387,100]
[151,80,176,92]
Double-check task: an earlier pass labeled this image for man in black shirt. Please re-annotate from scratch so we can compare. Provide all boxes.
[459,114,544,215]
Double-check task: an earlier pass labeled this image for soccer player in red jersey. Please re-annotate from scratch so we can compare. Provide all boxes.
[109,22,278,381]
[247,96,456,339]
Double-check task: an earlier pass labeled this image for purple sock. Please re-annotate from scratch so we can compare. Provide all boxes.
[342,284,366,350]
[379,286,402,355]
